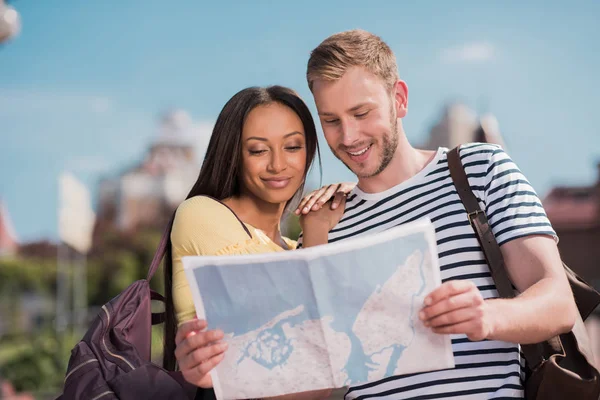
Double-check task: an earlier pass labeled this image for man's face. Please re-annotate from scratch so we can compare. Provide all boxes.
[311,66,406,179]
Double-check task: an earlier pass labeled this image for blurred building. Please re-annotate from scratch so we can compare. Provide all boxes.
[0,198,18,257]
[94,110,200,239]
[544,162,600,287]
[422,103,506,150]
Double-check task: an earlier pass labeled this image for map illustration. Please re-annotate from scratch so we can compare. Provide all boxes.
[183,219,454,400]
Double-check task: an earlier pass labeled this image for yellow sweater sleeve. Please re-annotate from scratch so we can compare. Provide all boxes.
[170,196,297,326]
[171,196,254,324]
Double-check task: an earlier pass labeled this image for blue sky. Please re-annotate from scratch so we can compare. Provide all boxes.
[1,0,599,241]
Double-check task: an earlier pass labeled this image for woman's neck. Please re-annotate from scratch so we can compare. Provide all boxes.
[223,193,286,245]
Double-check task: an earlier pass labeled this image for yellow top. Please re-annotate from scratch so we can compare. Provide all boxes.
[171,195,297,325]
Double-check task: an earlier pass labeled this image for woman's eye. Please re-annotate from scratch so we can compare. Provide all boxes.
[249,149,267,155]
[285,146,304,152]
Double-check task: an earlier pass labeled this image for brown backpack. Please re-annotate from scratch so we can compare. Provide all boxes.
[56,221,197,400]
[448,146,600,400]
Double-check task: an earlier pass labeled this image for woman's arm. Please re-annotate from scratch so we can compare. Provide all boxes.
[299,196,346,247]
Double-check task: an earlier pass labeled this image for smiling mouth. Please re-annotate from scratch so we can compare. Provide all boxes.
[262,177,291,189]
[347,144,372,156]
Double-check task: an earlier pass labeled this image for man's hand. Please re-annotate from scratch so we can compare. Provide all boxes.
[175,319,228,388]
[295,182,355,215]
[419,280,494,341]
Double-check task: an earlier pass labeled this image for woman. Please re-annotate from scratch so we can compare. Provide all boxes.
[164,85,344,399]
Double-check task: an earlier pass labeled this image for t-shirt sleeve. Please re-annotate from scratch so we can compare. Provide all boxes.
[482,146,557,246]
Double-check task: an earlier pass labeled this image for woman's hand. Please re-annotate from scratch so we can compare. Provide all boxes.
[174,318,228,388]
[299,195,346,248]
[295,182,356,215]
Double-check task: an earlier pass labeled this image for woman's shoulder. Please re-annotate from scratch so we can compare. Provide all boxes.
[173,195,249,234]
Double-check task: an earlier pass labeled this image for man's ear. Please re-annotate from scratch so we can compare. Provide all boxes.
[393,80,409,118]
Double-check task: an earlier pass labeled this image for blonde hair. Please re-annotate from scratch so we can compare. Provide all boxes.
[307,29,399,91]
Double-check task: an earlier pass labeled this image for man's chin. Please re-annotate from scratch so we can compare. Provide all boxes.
[339,159,378,179]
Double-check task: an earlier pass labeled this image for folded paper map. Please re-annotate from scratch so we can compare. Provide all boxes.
[182,218,454,400]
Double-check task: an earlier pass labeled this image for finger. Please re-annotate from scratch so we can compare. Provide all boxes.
[339,182,356,195]
[175,319,207,346]
[185,352,226,385]
[313,184,340,210]
[296,192,316,214]
[423,280,477,307]
[424,305,482,328]
[331,191,347,210]
[432,320,487,341]
[180,341,228,371]
[302,186,329,214]
[420,290,482,321]
[176,329,224,360]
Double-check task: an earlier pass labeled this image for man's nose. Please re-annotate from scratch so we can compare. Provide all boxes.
[340,119,360,147]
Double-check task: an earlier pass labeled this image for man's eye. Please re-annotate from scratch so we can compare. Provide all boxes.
[324,119,339,124]
[355,111,370,118]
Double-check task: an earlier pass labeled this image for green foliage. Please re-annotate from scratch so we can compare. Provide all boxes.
[0,329,77,394]
[0,227,165,396]
[0,258,58,296]
[283,213,302,241]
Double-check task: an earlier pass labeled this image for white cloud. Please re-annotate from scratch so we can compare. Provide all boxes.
[440,42,497,64]
[0,88,114,114]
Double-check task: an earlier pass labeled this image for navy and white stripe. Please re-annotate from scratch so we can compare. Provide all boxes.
[299,143,556,399]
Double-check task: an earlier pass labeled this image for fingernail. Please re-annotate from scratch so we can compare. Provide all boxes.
[424,297,432,306]
[332,203,338,209]
[303,207,309,213]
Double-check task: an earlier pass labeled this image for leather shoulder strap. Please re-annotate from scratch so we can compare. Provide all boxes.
[447,146,546,367]
[447,147,514,298]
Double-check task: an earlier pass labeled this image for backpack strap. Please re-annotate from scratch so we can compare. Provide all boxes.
[447,146,546,369]
[147,214,176,281]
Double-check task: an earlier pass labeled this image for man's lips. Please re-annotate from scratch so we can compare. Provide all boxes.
[346,144,372,156]
[343,144,373,162]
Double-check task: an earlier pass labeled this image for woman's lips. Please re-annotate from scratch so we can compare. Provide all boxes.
[262,177,291,189]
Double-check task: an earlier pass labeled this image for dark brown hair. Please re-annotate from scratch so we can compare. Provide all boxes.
[163,86,321,370]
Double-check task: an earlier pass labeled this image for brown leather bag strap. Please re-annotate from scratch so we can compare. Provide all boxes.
[447,146,546,368]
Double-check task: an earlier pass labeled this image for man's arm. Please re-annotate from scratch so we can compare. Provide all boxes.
[420,234,577,343]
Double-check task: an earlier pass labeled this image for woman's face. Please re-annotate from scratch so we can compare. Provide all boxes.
[240,102,307,205]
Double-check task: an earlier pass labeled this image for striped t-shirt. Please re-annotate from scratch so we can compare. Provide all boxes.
[300,143,556,399]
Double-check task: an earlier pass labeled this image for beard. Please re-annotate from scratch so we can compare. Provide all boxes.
[331,113,399,179]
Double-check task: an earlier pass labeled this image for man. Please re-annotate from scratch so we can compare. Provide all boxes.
[299,29,577,399]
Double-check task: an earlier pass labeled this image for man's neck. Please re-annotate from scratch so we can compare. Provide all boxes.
[356,125,437,194]
[223,194,285,244]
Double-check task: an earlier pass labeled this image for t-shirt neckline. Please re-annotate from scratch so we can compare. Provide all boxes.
[352,147,446,202]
